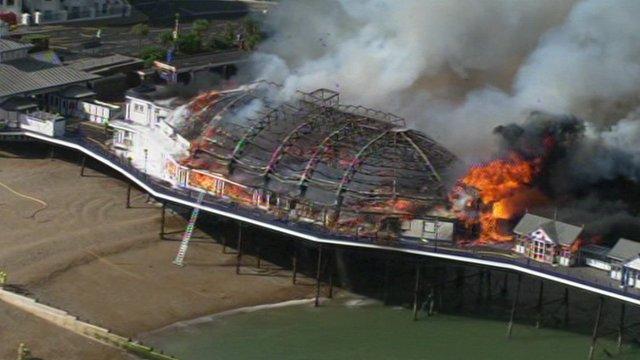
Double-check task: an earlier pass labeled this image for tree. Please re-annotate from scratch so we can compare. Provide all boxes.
[177,32,201,55]
[242,19,263,50]
[158,29,174,47]
[131,23,150,50]
[138,45,165,66]
[192,19,210,37]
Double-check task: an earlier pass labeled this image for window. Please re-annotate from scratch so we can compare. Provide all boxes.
[134,104,145,113]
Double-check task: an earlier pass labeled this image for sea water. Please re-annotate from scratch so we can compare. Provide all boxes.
[145,300,640,360]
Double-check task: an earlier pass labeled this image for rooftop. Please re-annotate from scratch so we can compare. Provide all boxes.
[608,238,640,262]
[0,57,100,98]
[0,39,33,53]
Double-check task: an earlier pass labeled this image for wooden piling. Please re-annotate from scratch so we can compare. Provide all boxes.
[535,280,544,329]
[315,245,323,307]
[235,223,243,275]
[412,263,421,321]
[587,297,604,360]
[617,302,626,352]
[506,273,522,339]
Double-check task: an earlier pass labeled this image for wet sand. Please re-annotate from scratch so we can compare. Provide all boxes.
[0,144,314,359]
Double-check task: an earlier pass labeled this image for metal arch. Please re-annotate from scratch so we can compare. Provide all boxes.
[263,115,317,175]
[334,130,392,199]
[297,120,361,190]
[399,131,442,183]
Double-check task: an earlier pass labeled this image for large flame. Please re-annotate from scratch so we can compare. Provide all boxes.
[454,154,548,243]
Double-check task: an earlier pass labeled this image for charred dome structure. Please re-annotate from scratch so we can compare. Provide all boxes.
[173,83,457,238]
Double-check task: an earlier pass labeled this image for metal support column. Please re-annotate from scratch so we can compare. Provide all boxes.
[588,297,604,360]
[486,270,492,301]
[328,254,334,299]
[80,155,86,177]
[383,260,391,305]
[501,272,508,298]
[125,183,132,208]
[159,202,166,239]
[292,248,298,285]
[535,280,544,328]
[563,287,570,326]
[617,302,626,352]
[235,222,243,275]
[506,274,522,339]
[315,245,323,307]
[412,263,421,321]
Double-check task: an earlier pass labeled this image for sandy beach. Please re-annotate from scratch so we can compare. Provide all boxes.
[0,143,314,359]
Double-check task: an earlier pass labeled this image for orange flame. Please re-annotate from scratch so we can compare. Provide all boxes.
[457,154,548,243]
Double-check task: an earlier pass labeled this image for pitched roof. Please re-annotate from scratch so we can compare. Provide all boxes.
[514,213,582,246]
[0,39,32,53]
[607,238,640,262]
[513,213,553,235]
[580,244,611,258]
[0,57,100,98]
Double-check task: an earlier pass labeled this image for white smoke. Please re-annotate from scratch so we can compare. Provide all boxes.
[251,0,640,162]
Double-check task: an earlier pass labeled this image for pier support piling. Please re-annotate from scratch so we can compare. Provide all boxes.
[563,287,570,326]
[456,267,465,310]
[486,270,492,301]
[588,297,604,360]
[501,272,508,298]
[535,280,544,328]
[506,274,522,339]
[235,222,243,275]
[125,183,132,208]
[80,155,86,177]
[617,302,626,352]
[159,202,166,239]
[476,270,484,305]
[292,248,298,285]
[315,245,323,307]
[328,255,334,299]
[383,260,391,305]
[412,263,421,321]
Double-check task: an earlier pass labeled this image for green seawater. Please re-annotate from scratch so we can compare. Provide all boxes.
[146,301,640,360]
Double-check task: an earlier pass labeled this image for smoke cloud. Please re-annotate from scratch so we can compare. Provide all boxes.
[246,0,640,241]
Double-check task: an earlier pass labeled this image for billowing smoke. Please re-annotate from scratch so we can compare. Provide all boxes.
[247,0,640,242]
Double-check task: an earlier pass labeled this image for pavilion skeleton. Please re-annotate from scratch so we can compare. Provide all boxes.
[169,82,457,238]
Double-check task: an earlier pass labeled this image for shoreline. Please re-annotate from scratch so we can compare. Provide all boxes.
[141,297,317,337]
[0,145,316,359]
